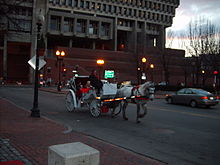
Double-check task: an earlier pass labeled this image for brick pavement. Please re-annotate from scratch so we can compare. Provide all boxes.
[0,98,166,165]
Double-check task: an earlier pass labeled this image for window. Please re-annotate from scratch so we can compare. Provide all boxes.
[85,1,90,9]
[50,16,61,31]
[80,0,84,8]
[101,22,110,36]
[63,18,74,32]
[68,0,72,6]
[76,19,86,33]
[61,0,66,5]
[91,2,95,9]
[89,21,98,35]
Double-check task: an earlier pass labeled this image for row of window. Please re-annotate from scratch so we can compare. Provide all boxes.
[49,0,176,17]
[117,19,160,32]
[9,6,33,17]
[8,19,31,32]
[50,16,110,36]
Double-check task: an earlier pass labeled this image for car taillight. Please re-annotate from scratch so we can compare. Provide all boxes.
[216,96,219,100]
[201,96,208,100]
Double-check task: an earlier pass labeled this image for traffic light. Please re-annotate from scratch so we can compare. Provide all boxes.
[213,71,218,75]
[63,68,67,77]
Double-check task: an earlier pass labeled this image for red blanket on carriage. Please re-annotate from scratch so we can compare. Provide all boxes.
[76,88,90,98]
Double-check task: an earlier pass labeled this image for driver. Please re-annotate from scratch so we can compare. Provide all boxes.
[89,70,103,95]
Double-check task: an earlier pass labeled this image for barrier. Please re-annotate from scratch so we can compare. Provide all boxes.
[48,142,100,165]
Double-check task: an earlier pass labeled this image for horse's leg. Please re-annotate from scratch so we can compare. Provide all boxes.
[122,101,128,120]
[111,101,122,118]
[111,106,116,118]
[139,102,147,118]
[136,103,141,123]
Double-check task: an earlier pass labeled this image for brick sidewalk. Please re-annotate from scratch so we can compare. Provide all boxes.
[0,98,166,165]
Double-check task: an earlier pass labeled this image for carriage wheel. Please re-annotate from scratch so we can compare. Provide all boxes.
[65,91,75,112]
[89,100,101,117]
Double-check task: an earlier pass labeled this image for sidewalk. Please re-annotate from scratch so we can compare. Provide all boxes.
[0,98,166,165]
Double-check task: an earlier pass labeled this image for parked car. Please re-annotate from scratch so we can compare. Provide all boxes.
[165,88,219,108]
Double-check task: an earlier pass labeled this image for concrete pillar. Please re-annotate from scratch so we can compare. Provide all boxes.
[157,25,165,49]
[69,39,72,48]
[133,20,137,54]
[92,41,96,50]
[3,33,7,80]
[142,22,147,54]
[113,17,118,51]
[73,18,77,35]
[48,142,100,165]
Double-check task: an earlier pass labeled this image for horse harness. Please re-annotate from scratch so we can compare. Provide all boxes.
[130,85,150,103]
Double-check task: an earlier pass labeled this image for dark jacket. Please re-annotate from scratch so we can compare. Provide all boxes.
[89,74,103,90]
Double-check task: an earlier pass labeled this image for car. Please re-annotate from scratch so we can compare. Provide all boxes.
[165,88,219,108]
[158,81,168,86]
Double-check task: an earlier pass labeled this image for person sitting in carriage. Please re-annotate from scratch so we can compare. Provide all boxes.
[89,70,103,95]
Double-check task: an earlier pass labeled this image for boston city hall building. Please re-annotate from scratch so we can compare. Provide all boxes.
[0,0,185,85]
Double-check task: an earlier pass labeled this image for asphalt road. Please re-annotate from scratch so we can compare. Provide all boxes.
[1,86,220,165]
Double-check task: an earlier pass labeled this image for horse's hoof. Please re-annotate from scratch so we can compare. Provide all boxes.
[111,114,115,118]
[123,117,128,120]
[136,120,141,123]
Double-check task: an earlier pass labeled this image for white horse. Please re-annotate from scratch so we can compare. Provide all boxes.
[112,82,155,123]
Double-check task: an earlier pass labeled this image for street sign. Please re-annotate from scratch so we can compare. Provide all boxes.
[104,70,114,78]
[141,73,146,80]
[28,55,46,70]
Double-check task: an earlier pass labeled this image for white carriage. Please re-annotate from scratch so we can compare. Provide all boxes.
[65,76,123,117]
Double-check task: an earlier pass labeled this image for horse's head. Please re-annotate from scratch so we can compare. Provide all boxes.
[139,81,155,99]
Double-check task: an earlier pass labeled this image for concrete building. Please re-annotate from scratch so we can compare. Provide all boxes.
[1,0,186,85]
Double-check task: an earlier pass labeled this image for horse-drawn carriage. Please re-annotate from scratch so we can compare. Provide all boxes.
[65,76,155,122]
[65,76,124,117]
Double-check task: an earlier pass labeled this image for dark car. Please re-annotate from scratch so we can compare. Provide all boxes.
[166,88,219,108]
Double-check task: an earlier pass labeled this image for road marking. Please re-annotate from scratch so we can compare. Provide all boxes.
[151,107,220,120]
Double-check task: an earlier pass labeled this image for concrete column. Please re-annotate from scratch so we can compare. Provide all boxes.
[142,22,147,54]
[113,17,118,51]
[92,41,96,50]
[69,39,72,48]
[98,21,101,38]
[3,34,7,80]
[61,16,64,33]
[133,20,137,54]
[157,25,165,49]
[73,18,77,35]
[86,19,90,36]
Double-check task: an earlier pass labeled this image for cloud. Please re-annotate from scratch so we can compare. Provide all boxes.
[168,0,220,32]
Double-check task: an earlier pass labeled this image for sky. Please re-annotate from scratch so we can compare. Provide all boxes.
[167,0,220,53]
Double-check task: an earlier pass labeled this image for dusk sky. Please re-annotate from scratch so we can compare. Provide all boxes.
[167,0,220,52]
[168,0,220,32]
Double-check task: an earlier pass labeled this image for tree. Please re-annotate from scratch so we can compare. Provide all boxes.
[180,17,220,86]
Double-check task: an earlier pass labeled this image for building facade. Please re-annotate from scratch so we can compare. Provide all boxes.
[1,0,191,85]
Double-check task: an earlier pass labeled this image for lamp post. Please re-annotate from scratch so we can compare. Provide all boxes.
[56,50,65,91]
[201,70,205,87]
[141,57,147,83]
[31,10,45,117]
[96,59,104,79]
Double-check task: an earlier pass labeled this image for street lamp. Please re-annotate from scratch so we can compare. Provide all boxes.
[56,50,66,91]
[201,70,205,87]
[31,10,45,117]
[96,59,105,79]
